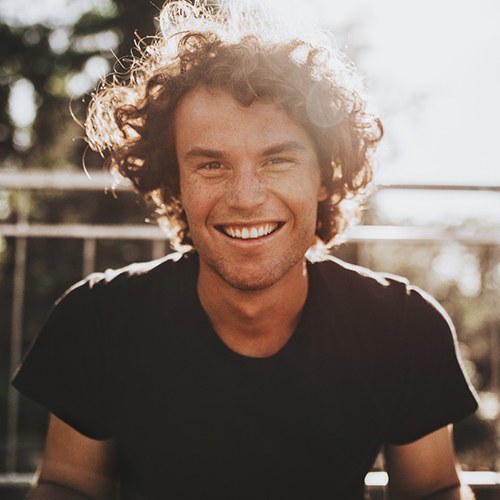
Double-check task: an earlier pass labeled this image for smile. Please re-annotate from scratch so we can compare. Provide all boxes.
[217,222,283,240]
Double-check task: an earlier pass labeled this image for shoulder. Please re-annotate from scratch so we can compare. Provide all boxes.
[39,251,199,350]
[58,251,195,305]
[46,252,198,327]
[82,251,187,290]
[308,255,453,340]
[309,255,410,313]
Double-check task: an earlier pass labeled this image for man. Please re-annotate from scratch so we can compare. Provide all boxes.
[13,1,478,498]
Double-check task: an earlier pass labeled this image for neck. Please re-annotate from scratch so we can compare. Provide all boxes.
[197,258,309,357]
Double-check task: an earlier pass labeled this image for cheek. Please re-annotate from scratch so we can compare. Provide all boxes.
[179,181,200,217]
[180,180,219,224]
[284,176,322,208]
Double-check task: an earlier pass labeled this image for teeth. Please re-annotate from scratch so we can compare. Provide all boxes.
[222,223,279,240]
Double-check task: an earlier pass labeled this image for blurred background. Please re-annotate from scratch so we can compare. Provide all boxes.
[1,0,499,498]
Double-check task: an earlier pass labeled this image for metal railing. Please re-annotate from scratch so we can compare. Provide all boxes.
[1,169,499,494]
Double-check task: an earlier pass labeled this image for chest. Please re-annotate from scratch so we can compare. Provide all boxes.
[109,321,387,499]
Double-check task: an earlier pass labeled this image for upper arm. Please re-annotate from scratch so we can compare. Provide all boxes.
[384,425,461,499]
[36,414,117,500]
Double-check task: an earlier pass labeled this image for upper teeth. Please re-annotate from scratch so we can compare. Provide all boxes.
[224,223,279,239]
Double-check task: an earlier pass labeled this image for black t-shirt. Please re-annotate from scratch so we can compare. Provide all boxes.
[12,252,478,499]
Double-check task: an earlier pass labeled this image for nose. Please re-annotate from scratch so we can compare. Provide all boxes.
[225,167,267,210]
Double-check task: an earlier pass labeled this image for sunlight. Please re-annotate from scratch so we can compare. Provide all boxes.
[479,392,500,421]
[8,79,36,128]
[0,0,114,26]
[374,190,500,225]
[307,0,500,186]
[2,0,499,189]
[364,471,389,486]
[66,56,111,95]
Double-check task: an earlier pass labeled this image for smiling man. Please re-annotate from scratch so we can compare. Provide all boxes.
[12,1,478,499]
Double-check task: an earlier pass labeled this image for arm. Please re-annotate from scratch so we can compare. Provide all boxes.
[26,414,117,500]
[384,425,474,499]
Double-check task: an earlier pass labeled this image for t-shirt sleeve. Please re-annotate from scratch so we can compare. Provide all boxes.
[11,279,113,440]
[385,285,478,445]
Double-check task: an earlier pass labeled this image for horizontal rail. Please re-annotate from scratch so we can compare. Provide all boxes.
[0,473,33,487]
[0,223,165,240]
[1,223,499,245]
[365,471,500,488]
[1,169,499,192]
[1,472,499,489]
[0,170,131,191]
[377,183,500,192]
[345,225,500,245]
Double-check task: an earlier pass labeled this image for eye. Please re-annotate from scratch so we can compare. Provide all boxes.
[265,157,294,171]
[200,161,222,170]
[196,161,229,178]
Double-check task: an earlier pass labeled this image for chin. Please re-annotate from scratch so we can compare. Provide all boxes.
[209,255,305,292]
[197,244,308,292]
[217,271,281,292]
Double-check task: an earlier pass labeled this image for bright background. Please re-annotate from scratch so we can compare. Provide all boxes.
[310,0,500,225]
[2,0,499,223]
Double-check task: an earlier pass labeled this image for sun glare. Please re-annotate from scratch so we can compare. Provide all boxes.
[310,0,500,187]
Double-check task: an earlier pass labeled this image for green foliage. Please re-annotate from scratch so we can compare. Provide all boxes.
[0,0,162,168]
[0,0,165,477]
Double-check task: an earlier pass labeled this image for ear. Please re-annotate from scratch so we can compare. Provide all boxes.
[317,185,328,202]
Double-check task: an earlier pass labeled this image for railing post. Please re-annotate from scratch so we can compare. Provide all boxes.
[485,245,500,471]
[82,238,96,277]
[6,191,30,473]
[152,239,166,260]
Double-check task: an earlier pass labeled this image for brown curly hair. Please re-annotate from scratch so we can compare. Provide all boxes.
[85,1,383,252]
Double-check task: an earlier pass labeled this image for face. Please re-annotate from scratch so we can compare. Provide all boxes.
[175,86,327,291]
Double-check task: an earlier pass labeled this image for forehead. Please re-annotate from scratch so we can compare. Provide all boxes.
[173,86,315,153]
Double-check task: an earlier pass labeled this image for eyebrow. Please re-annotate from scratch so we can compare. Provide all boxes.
[183,141,308,161]
[184,147,224,161]
[260,141,308,156]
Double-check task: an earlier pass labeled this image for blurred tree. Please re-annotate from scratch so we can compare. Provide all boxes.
[0,0,166,362]
[0,0,165,475]
[0,0,164,169]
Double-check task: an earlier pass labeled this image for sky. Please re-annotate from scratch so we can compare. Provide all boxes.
[311,0,500,186]
[309,0,500,224]
[2,0,500,224]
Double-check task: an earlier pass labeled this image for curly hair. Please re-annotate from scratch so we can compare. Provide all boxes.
[85,0,383,252]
